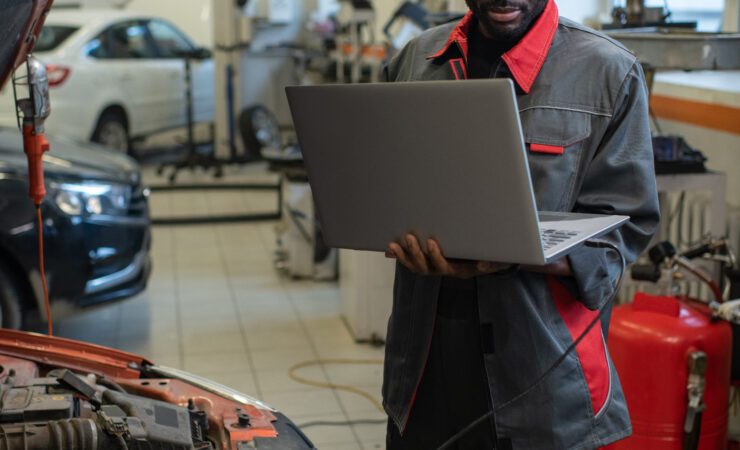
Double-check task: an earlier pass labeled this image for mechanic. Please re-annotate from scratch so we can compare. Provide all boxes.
[382,0,661,448]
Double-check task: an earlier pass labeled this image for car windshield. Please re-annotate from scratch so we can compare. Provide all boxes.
[35,25,79,52]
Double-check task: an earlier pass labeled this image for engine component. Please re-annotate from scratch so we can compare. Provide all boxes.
[0,411,212,450]
[0,382,74,423]
[0,365,215,450]
[56,369,101,407]
[0,419,100,450]
[101,390,199,449]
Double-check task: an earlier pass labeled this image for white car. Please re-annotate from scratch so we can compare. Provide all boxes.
[0,10,215,153]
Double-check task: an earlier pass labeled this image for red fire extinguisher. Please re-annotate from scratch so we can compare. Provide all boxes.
[606,240,740,450]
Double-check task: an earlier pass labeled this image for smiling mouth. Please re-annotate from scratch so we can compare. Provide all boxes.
[485,7,523,23]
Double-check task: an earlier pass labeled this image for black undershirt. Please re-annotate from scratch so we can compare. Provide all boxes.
[466,21,517,79]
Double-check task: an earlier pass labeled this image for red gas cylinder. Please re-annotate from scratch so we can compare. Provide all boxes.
[606,293,732,450]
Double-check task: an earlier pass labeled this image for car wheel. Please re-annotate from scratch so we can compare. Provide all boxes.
[0,263,23,329]
[92,111,129,154]
[239,105,281,161]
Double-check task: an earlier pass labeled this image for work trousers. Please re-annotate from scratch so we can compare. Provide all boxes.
[386,277,498,450]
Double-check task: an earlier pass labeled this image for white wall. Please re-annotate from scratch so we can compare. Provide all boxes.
[724,0,740,31]
[555,0,611,27]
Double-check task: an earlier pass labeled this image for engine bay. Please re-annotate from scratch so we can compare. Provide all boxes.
[0,354,311,449]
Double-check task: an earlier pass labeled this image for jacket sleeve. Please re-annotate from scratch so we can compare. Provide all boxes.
[563,61,661,310]
[382,38,419,82]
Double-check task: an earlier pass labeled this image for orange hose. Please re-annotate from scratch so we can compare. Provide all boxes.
[36,206,52,336]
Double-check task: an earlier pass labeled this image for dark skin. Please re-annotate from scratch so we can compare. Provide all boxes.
[387,0,571,279]
[386,235,571,279]
[465,0,549,41]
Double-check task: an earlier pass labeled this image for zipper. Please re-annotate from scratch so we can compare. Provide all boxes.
[594,336,613,420]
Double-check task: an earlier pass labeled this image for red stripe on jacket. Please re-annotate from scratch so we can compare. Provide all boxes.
[547,275,610,415]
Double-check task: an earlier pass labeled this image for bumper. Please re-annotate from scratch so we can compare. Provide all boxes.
[255,412,317,449]
[78,252,151,307]
[84,248,149,296]
[76,194,152,307]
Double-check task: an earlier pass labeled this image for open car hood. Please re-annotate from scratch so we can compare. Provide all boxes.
[0,328,316,449]
[0,0,54,91]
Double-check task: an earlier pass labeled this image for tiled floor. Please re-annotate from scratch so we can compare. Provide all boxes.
[48,163,387,449]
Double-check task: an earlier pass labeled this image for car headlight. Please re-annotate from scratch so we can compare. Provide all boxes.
[52,182,131,217]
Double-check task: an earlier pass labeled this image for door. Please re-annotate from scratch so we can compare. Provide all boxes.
[146,19,210,128]
[89,20,181,134]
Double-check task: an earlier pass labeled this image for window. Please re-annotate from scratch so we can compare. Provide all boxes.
[87,21,156,59]
[36,26,79,52]
[644,0,726,31]
[147,20,194,58]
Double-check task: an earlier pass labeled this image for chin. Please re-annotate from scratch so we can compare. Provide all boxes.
[481,22,527,41]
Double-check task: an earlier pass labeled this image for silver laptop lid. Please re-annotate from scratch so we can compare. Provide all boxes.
[286,79,548,265]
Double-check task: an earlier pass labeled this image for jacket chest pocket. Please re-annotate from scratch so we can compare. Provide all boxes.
[520,108,591,212]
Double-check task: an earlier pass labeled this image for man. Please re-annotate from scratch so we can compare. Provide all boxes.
[381,0,660,448]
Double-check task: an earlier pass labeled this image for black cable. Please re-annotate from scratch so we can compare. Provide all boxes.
[436,239,626,450]
[437,411,494,450]
[667,192,685,228]
[297,419,387,429]
[649,105,663,134]
[676,191,686,247]
[36,206,52,336]
[287,207,315,242]
[115,433,129,450]
[96,376,127,393]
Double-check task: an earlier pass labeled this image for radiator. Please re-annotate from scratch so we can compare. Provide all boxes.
[619,193,740,303]
[729,205,740,263]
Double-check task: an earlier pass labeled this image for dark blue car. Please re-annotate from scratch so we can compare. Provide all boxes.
[0,126,151,328]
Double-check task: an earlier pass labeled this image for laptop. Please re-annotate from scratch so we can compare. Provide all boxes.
[285,79,628,265]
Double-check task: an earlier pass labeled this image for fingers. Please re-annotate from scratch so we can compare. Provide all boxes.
[403,235,430,274]
[387,242,407,263]
[427,239,477,279]
[388,237,509,279]
[387,235,432,275]
[388,241,427,274]
[427,240,452,275]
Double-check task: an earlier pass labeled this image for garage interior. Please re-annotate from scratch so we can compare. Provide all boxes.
[53,167,383,449]
[1,0,739,449]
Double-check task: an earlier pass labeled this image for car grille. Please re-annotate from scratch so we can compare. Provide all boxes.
[128,180,149,217]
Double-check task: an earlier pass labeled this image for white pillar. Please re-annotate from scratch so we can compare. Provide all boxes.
[212,0,250,160]
[723,0,740,32]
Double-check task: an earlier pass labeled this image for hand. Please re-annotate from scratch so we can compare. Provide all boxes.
[386,234,513,279]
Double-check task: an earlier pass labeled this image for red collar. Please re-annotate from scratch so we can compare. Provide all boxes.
[426,0,559,93]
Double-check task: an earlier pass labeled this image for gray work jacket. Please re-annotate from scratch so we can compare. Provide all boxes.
[381,1,661,448]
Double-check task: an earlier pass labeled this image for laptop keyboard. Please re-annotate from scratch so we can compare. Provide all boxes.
[541,229,581,251]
